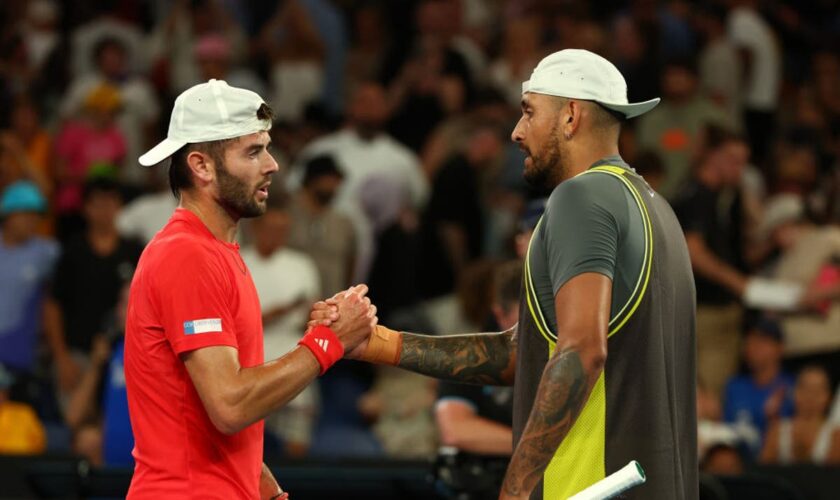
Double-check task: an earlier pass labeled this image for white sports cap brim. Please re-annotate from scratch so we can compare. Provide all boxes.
[522,49,660,119]
[138,79,271,167]
[138,138,187,167]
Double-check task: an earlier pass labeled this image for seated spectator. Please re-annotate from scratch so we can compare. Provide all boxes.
[288,156,356,298]
[0,363,46,455]
[49,176,143,396]
[701,443,745,476]
[242,198,321,457]
[64,283,132,466]
[0,181,60,379]
[723,319,795,451]
[54,84,126,240]
[435,260,520,456]
[760,365,840,465]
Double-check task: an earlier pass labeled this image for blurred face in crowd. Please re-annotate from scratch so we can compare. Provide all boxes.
[793,367,831,419]
[743,331,782,375]
[97,41,127,79]
[11,100,40,138]
[662,65,697,102]
[212,132,278,219]
[2,212,41,244]
[466,128,502,167]
[253,208,291,257]
[348,83,390,137]
[718,140,749,186]
[305,174,342,207]
[512,93,569,190]
[83,189,123,231]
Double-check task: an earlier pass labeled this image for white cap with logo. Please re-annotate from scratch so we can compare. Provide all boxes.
[522,49,660,119]
[139,79,272,167]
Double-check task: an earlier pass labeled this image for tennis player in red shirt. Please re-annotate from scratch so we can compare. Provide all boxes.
[125,79,376,499]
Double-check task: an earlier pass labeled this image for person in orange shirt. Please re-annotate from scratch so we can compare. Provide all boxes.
[0,363,46,455]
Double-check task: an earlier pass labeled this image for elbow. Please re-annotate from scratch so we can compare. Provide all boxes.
[208,405,246,436]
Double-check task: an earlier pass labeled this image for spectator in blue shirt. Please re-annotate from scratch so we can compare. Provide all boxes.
[0,181,60,376]
[723,318,795,449]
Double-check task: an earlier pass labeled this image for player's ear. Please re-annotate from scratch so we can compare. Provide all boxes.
[186,150,214,185]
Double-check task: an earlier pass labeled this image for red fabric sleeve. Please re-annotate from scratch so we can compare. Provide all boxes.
[154,241,239,355]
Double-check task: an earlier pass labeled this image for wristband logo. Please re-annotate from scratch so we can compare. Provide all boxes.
[315,338,330,352]
[184,318,222,335]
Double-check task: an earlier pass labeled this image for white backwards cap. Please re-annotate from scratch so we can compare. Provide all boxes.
[139,79,271,167]
[522,49,659,119]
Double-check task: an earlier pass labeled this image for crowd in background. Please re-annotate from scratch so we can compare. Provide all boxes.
[1,0,840,478]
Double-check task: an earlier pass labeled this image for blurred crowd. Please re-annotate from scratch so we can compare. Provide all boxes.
[1,0,840,479]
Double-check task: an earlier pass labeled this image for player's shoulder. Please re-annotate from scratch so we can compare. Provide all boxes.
[145,230,221,269]
[548,168,628,210]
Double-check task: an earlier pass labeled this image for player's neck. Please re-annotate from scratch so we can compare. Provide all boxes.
[179,195,239,243]
[564,139,620,180]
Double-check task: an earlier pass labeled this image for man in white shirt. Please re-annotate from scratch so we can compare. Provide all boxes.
[242,200,321,456]
[727,0,781,167]
[289,82,429,281]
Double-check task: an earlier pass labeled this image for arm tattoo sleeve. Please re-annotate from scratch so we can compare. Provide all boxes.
[501,348,591,496]
[397,326,517,385]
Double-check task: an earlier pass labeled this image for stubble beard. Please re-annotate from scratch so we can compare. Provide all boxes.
[523,121,567,191]
[216,160,267,219]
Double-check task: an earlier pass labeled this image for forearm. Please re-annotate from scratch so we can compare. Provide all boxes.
[687,236,747,296]
[398,327,517,386]
[501,347,603,497]
[209,347,320,435]
[438,414,513,455]
[64,364,104,429]
[260,462,285,500]
[42,299,69,358]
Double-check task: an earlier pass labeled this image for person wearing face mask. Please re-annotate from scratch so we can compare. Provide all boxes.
[288,155,357,298]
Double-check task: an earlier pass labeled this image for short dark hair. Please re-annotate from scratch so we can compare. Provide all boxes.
[302,155,343,186]
[83,176,123,202]
[168,140,231,198]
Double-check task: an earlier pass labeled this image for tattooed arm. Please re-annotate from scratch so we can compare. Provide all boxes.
[396,326,518,386]
[500,273,610,499]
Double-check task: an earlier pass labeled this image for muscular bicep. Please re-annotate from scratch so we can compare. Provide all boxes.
[182,345,242,432]
[553,273,610,370]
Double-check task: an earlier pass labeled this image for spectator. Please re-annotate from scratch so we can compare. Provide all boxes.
[0,181,60,379]
[258,0,324,122]
[6,96,53,198]
[0,363,46,455]
[488,16,543,107]
[242,199,321,457]
[60,36,159,187]
[752,194,840,380]
[637,57,734,199]
[674,127,751,397]
[54,84,126,240]
[723,319,795,448]
[435,260,520,456]
[418,127,501,299]
[701,443,745,476]
[49,177,142,394]
[148,0,247,94]
[64,283,133,466]
[727,0,781,169]
[115,177,178,244]
[193,34,266,97]
[761,365,840,465]
[695,2,742,125]
[287,155,356,298]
